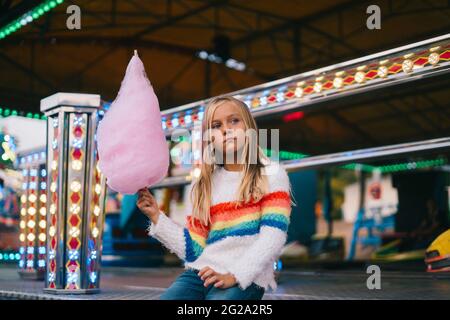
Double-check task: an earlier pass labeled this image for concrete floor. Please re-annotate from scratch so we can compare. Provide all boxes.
[1,265,450,300]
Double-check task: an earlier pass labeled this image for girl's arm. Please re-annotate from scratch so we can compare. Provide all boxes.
[147,211,209,262]
[146,182,209,262]
[227,169,292,290]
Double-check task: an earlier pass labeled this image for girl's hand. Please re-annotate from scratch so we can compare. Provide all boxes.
[198,266,237,289]
[137,188,160,223]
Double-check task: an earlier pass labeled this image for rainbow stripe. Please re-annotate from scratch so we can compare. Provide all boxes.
[183,190,291,261]
[184,216,209,262]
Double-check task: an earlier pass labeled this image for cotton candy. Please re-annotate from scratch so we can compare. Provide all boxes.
[97,50,169,194]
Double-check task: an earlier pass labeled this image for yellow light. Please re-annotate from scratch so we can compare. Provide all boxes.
[20,221,25,229]
[70,180,82,192]
[428,52,440,66]
[50,182,57,192]
[19,234,25,242]
[20,208,26,216]
[40,207,47,216]
[38,233,46,242]
[50,204,56,214]
[27,220,35,228]
[92,227,99,238]
[40,194,47,203]
[95,184,102,194]
[355,71,365,83]
[49,226,56,237]
[72,160,83,171]
[294,87,303,98]
[313,82,322,93]
[192,167,201,179]
[93,206,101,216]
[69,227,80,237]
[39,220,46,229]
[29,194,37,203]
[70,204,80,214]
[28,207,36,215]
[21,195,27,203]
[402,59,413,73]
[27,233,35,241]
[51,160,58,171]
[333,77,343,89]
[377,66,388,78]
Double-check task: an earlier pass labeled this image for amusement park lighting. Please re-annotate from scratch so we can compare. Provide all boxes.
[196,50,246,72]
[0,0,64,41]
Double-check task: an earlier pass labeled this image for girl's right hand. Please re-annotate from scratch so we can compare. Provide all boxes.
[137,188,160,223]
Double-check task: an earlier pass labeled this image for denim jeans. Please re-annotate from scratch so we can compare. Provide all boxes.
[160,269,265,300]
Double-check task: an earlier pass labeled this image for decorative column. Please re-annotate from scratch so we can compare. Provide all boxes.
[17,150,47,279]
[40,93,107,294]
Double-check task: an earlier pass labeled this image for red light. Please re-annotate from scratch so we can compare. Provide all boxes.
[283,111,304,122]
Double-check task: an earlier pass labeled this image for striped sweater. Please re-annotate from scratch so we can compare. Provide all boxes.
[148,162,292,292]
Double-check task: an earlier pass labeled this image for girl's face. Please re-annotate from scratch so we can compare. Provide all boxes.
[210,102,247,160]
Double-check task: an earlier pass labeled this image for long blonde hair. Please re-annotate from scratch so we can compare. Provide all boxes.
[189,96,270,228]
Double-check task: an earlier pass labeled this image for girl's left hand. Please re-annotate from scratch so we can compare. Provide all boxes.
[198,266,237,289]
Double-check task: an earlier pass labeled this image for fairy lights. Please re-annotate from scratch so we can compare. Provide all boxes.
[0,0,64,41]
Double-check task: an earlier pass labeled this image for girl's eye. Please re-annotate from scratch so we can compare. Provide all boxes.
[212,123,221,129]
[230,118,240,124]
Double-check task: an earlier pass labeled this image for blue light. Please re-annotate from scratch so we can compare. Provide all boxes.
[22,169,28,176]
[48,272,55,282]
[41,169,47,177]
[89,272,97,283]
[30,169,37,177]
[38,247,46,255]
[41,152,46,159]
[260,96,268,106]
[19,247,25,254]
[4,254,8,260]
[27,247,34,254]
[15,253,20,260]
[40,182,47,190]
[38,260,45,268]
[19,261,24,268]
[29,182,37,190]
[72,139,83,149]
[0,254,3,260]
[22,183,27,190]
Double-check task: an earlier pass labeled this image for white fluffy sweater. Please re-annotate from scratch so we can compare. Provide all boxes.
[148,163,292,292]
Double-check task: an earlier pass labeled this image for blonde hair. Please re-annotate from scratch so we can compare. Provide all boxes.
[189,96,270,228]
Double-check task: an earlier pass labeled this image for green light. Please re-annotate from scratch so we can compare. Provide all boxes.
[33,113,40,119]
[49,1,57,8]
[57,0,63,4]
[26,112,32,118]
[43,5,50,11]
[4,109,10,116]
[38,8,44,15]
[11,110,18,116]
[32,13,39,19]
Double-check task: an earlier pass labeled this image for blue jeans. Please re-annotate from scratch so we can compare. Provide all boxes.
[160,269,265,300]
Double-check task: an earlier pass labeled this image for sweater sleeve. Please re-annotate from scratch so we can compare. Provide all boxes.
[227,165,292,290]
[147,182,210,262]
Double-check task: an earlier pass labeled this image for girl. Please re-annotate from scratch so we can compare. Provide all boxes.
[137,96,294,300]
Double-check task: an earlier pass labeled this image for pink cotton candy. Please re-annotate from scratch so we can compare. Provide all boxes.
[97,50,169,194]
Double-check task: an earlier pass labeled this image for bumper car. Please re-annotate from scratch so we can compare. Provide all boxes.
[425,229,450,272]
